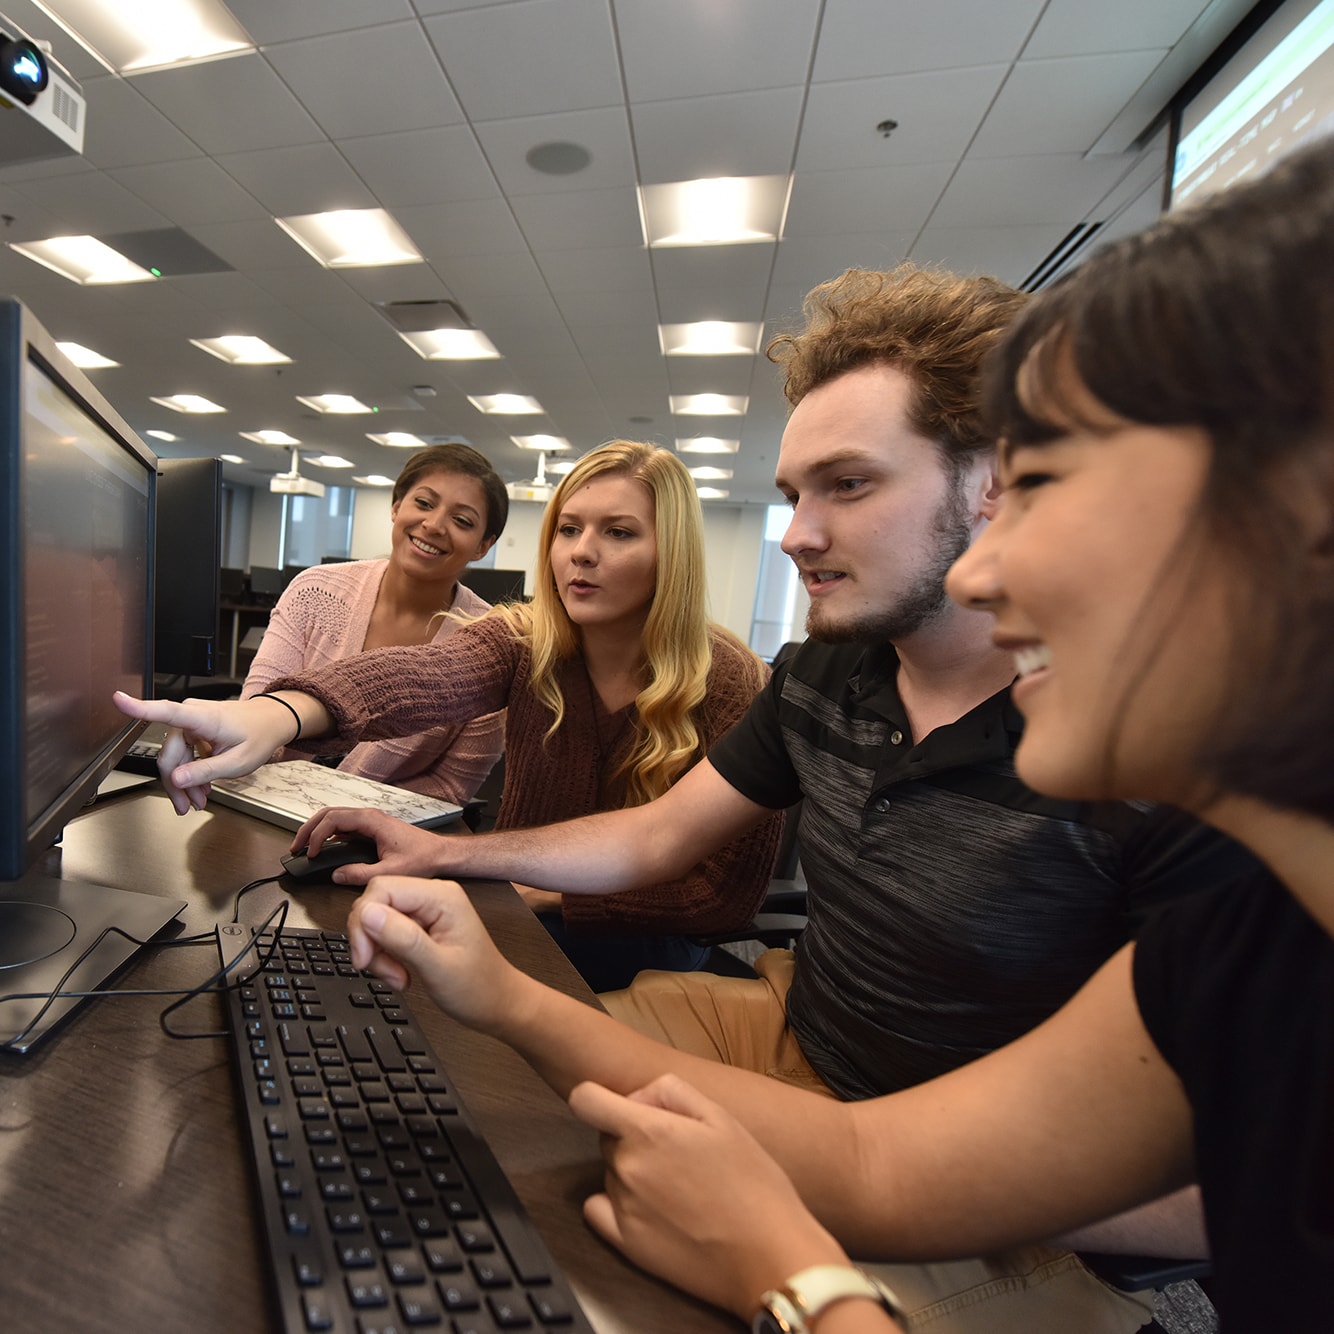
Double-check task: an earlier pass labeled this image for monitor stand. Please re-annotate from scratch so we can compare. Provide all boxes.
[0,876,187,1052]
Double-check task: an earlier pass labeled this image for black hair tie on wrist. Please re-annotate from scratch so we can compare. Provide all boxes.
[261,693,303,744]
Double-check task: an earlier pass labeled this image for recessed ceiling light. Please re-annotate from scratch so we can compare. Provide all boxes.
[670,394,748,416]
[240,430,300,446]
[219,453,245,464]
[56,341,118,368]
[297,394,374,414]
[468,393,543,415]
[511,434,570,451]
[191,335,291,365]
[688,465,733,480]
[397,328,500,360]
[368,432,428,449]
[9,236,156,284]
[547,459,576,474]
[307,454,354,468]
[353,474,396,487]
[145,430,179,443]
[276,209,423,269]
[659,322,762,357]
[696,486,730,500]
[639,176,790,248]
[676,436,740,454]
[35,0,254,74]
[150,393,225,414]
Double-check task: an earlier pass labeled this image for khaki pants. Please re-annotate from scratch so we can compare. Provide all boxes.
[601,951,1155,1334]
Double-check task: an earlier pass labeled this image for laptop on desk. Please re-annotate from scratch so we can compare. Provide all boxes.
[210,760,463,833]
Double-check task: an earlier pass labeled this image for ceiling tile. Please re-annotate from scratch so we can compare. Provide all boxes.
[535,245,654,295]
[509,186,643,251]
[131,53,324,155]
[11,170,171,235]
[394,198,530,259]
[338,126,501,207]
[968,50,1170,158]
[632,88,806,183]
[224,0,415,44]
[80,76,203,170]
[264,23,464,139]
[909,222,1074,284]
[796,66,1009,171]
[812,0,1046,80]
[769,231,917,293]
[1022,0,1211,58]
[216,143,378,216]
[473,107,636,196]
[422,0,622,122]
[784,160,956,235]
[111,158,268,227]
[929,152,1134,228]
[617,0,820,102]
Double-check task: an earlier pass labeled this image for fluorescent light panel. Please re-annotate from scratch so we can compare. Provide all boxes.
[670,394,748,416]
[150,394,225,414]
[9,236,155,285]
[398,329,500,360]
[639,175,789,248]
[368,432,429,449]
[308,455,353,469]
[659,321,762,356]
[56,341,117,368]
[469,394,543,415]
[219,453,245,464]
[676,436,740,454]
[354,474,396,487]
[276,209,423,269]
[145,430,179,442]
[688,466,733,480]
[191,335,291,365]
[31,0,253,74]
[240,430,300,446]
[297,394,374,414]
[696,486,730,500]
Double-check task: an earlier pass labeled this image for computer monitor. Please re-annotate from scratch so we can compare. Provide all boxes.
[154,456,222,683]
[459,567,528,604]
[0,297,186,1051]
[247,564,285,602]
[219,566,246,601]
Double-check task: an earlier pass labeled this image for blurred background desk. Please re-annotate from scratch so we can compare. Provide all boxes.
[0,788,734,1334]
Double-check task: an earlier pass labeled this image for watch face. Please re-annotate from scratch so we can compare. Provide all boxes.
[751,1314,787,1334]
[752,1294,800,1334]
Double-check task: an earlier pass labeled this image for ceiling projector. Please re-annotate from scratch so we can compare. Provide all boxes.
[270,472,326,499]
[0,11,85,167]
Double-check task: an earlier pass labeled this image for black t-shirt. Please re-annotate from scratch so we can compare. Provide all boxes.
[708,640,1268,1097]
[1134,876,1334,1329]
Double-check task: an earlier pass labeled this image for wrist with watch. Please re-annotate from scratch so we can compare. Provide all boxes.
[751,1264,909,1333]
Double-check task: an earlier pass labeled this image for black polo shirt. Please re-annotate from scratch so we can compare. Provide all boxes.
[708,639,1267,1099]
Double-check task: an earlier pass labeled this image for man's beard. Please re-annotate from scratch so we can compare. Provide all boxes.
[806,481,973,644]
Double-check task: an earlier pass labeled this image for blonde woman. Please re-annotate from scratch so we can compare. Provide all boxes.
[117,441,781,989]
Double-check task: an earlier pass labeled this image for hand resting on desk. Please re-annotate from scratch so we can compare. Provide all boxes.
[569,1074,862,1323]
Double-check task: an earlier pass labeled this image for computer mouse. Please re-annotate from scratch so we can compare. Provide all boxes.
[281,835,380,881]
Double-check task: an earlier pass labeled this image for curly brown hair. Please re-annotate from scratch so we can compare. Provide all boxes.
[766,265,1028,471]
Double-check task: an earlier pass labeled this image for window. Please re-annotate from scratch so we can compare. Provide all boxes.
[748,504,806,660]
[280,486,354,569]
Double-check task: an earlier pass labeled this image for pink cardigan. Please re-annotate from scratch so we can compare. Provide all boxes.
[242,559,503,804]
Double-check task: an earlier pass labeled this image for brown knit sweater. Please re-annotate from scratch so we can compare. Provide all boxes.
[271,614,782,935]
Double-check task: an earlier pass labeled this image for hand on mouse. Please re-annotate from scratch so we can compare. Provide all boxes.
[291,808,449,884]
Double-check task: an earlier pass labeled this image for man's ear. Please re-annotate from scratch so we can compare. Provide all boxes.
[975,455,1003,521]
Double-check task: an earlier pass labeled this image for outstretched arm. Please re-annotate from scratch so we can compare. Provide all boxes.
[347,878,1196,1262]
[113,689,332,814]
[296,757,774,895]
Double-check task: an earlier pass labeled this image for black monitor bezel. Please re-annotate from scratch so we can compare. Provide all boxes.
[0,297,158,881]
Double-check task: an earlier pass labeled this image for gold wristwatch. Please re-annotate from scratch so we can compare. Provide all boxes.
[751,1264,909,1333]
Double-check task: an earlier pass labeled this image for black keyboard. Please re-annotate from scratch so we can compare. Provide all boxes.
[117,736,161,776]
[216,923,595,1334]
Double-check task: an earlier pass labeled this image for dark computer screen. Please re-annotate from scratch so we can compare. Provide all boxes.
[220,566,247,601]
[459,567,527,604]
[0,297,184,1049]
[154,457,222,681]
[248,564,285,601]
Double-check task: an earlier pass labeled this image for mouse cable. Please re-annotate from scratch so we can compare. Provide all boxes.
[0,895,294,1051]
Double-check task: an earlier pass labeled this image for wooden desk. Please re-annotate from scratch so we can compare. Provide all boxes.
[0,790,734,1334]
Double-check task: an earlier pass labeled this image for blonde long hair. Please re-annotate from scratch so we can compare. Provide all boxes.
[490,440,764,805]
